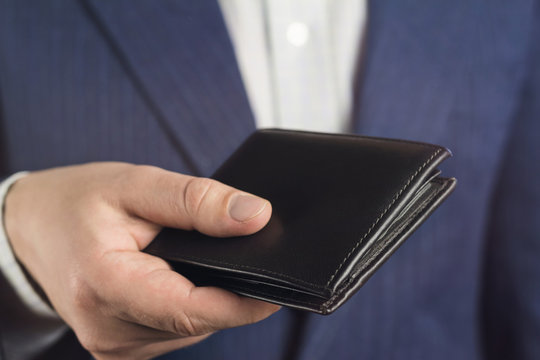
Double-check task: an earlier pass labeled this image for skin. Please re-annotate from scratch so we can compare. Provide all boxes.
[4,162,280,360]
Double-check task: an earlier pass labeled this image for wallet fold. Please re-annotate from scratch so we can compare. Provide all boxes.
[144,129,456,314]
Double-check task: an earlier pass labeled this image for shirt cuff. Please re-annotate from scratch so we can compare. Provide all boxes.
[0,172,59,319]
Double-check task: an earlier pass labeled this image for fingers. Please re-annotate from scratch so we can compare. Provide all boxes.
[5,162,277,359]
[118,166,272,237]
[179,285,281,334]
[100,250,280,338]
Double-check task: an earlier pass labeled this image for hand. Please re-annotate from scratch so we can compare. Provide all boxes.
[4,162,279,359]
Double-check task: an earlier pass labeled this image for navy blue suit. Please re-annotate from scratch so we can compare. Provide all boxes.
[0,1,539,359]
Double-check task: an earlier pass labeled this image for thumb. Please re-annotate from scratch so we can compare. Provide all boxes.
[118,166,271,237]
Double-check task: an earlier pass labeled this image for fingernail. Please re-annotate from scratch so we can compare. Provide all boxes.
[229,194,268,222]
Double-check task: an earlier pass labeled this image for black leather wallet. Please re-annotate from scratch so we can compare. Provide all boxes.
[145,129,456,314]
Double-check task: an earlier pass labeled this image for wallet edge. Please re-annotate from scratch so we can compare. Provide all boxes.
[325,147,452,290]
[321,176,457,314]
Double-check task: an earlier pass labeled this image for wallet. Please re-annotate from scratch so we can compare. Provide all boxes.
[144,129,456,314]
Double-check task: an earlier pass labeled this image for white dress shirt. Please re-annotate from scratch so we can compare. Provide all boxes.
[0,0,367,340]
[220,0,366,132]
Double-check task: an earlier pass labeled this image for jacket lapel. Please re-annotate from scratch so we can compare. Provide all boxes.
[351,0,524,148]
[83,0,255,176]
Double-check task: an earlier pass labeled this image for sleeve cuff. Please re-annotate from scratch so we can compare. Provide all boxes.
[0,172,59,319]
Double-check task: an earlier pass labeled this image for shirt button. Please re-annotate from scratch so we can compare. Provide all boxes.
[286,22,310,47]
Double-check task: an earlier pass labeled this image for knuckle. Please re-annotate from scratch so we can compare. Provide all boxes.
[76,326,130,356]
[174,312,198,337]
[70,275,100,314]
[182,177,215,219]
[79,336,100,354]
[68,276,110,351]
[173,312,210,337]
[131,164,160,177]
[77,328,108,354]
[123,164,159,188]
[129,164,160,186]
[77,332,98,352]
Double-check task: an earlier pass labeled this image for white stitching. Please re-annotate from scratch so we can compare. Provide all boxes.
[322,178,450,310]
[260,129,441,150]
[324,148,442,287]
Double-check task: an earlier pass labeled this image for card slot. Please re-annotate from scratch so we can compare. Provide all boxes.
[169,260,329,299]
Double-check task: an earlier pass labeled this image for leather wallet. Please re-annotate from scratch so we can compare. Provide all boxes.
[144,129,456,314]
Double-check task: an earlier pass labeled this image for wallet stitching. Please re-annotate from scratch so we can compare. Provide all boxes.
[173,255,330,290]
[354,185,443,279]
[322,179,449,310]
[325,148,443,287]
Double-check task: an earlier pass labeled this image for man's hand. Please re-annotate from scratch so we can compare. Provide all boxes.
[4,162,279,360]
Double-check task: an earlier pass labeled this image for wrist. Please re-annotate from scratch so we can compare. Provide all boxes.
[3,172,30,271]
[0,171,57,318]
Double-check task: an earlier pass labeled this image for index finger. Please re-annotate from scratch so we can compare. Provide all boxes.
[101,250,280,337]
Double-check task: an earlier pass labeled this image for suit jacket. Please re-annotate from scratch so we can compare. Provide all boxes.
[0,1,539,359]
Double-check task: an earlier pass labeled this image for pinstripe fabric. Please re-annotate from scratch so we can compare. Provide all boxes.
[84,0,257,176]
[0,0,254,177]
[481,9,540,358]
[0,1,191,175]
[293,2,540,360]
[0,1,539,359]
